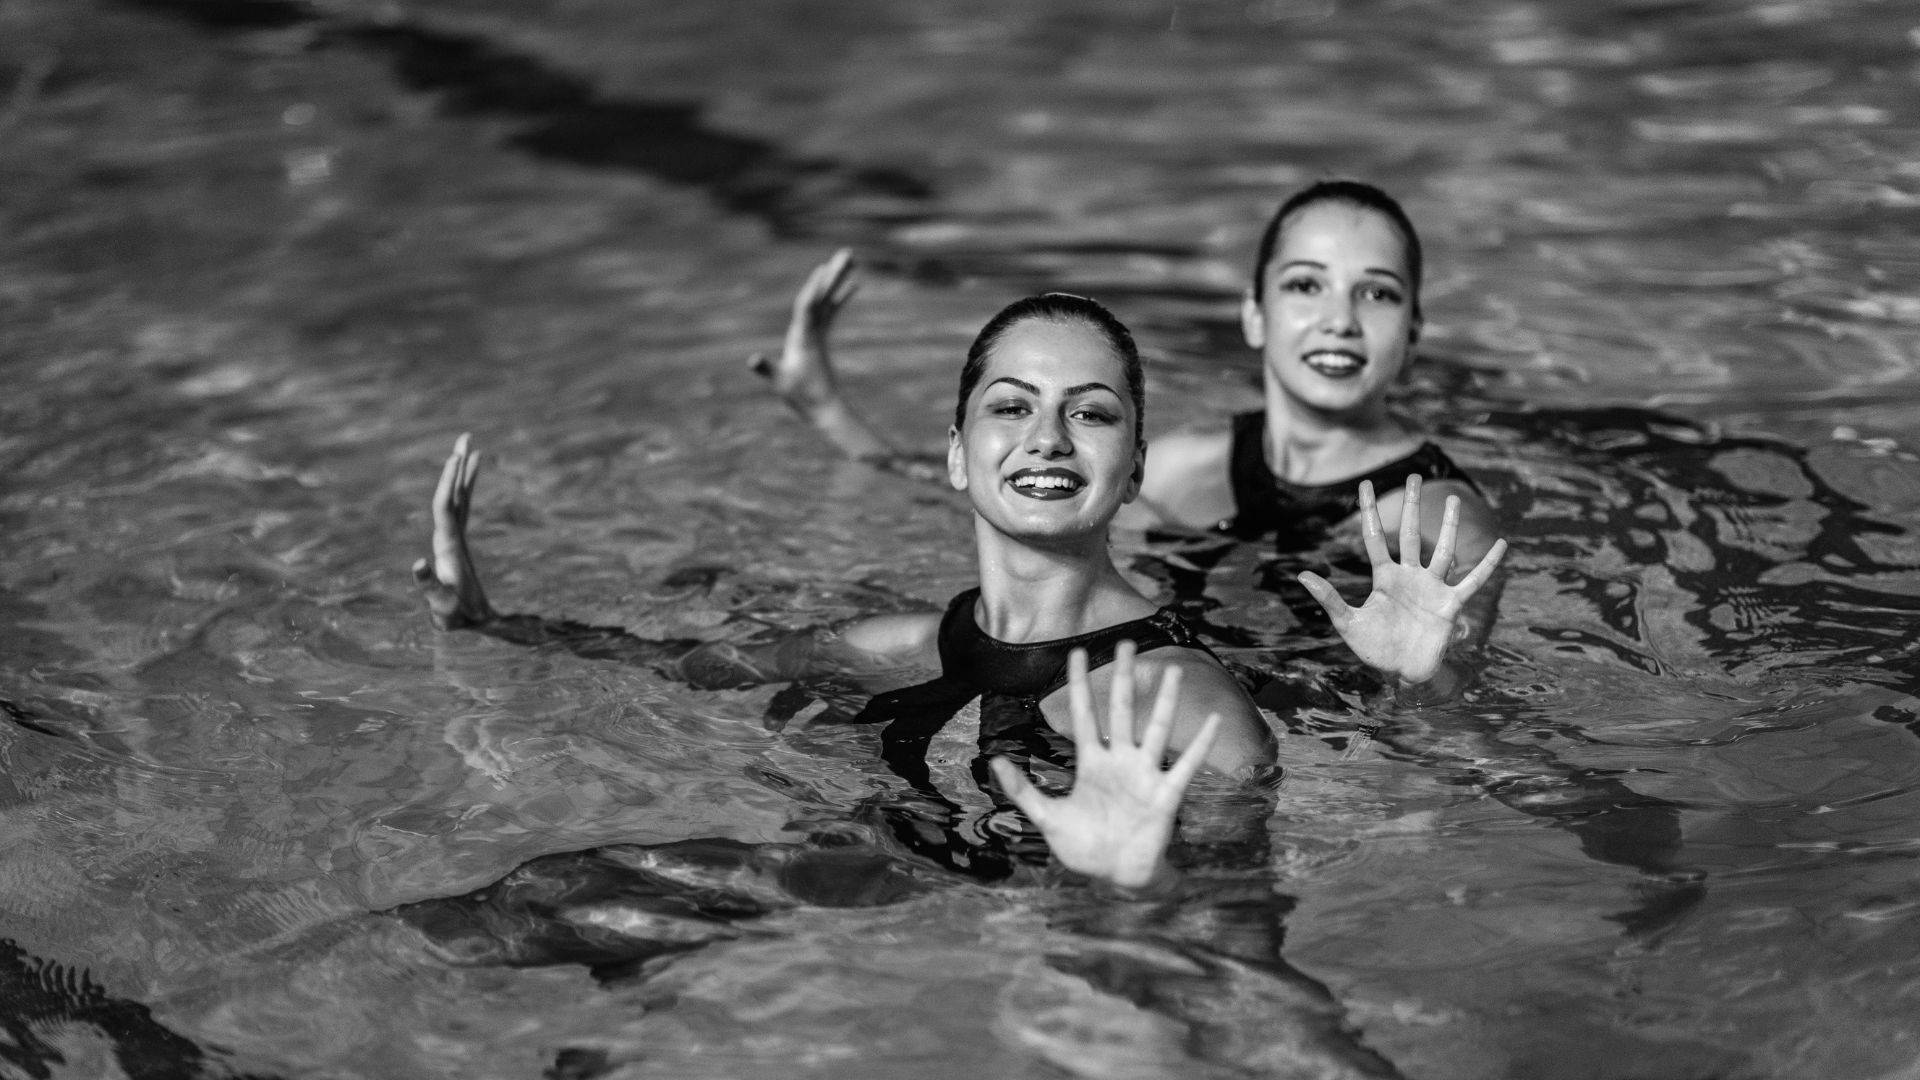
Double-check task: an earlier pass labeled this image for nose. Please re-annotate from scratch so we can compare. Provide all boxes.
[1321,291,1360,336]
[1025,411,1072,458]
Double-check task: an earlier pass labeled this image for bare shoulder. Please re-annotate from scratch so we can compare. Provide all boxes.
[1128,647,1276,772]
[1125,427,1236,531]
[832,610,942,669]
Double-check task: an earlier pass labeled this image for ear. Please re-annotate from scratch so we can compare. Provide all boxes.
[1240,289,1265,350]
[947,424,968,491]
[1409,314,1423,346]
[1125,439,1146,504]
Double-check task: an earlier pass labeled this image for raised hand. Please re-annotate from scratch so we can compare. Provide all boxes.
[412,433,496,630]
[749,247,859,414]
[1298,475,1507,686]
[990,642,1223,890]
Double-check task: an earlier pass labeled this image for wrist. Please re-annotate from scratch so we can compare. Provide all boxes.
[1392,658,1465,703]
[1091,857,1182,899]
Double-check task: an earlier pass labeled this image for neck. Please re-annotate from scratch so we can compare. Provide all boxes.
[969,515,1148,642]
[1260,375,1411,483]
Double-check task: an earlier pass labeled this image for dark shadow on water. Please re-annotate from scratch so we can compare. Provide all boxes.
[112,0,935,238]
[0,938,277,1080]
[1472,404,1920,673]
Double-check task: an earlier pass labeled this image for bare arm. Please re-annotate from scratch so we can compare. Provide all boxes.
[1115,427,1236,533]
[748,249,943,483]
[413,434,938,687]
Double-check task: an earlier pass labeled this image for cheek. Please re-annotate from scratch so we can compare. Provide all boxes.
[1366,311,1413,348]
[1277,300,1322,334]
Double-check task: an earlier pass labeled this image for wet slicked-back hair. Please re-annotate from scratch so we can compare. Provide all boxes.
[1251,179,1424,320]
[953,293,1146,442]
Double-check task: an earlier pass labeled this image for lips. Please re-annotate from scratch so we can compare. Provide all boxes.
[1302,349,1365,378]
[1008,468,1086,500]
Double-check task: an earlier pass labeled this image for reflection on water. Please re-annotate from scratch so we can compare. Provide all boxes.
[3,0,1920,1076]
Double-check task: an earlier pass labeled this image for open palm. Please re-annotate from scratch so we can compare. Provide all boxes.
[411,433,496,630]
[748,247,857,412]
[990,642,1222,890]
[1299,475,1507,686]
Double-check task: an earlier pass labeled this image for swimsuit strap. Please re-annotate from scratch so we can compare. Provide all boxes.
[936,587,1216,702]
[1217,409,1480,542]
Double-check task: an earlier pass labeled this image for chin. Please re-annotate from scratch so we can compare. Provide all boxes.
[1288,385,1379,415]
[993,511,1109,546]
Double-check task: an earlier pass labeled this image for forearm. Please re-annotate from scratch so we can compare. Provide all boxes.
[800,397,896,462]
[797,398,946,484]
[457,613,835,690]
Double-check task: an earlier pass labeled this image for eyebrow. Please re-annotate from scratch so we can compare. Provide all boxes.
[1276,259,1408,288]
[984,377,1122,399]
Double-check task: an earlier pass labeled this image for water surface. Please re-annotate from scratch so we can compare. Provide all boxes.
[4,1,1920,1077]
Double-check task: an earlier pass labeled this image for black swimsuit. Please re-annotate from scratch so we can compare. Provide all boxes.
[388,598,1259,981]
[850,587,1218,792]
[1215,409,1479,549]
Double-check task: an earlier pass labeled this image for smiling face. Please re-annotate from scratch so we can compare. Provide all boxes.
[947,317,1144,547]
[1242,200,1421,419]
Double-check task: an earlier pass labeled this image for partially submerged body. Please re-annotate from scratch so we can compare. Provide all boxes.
[420,294,1499,888]
[755,185,1505,692]
[405,294,1498,1078]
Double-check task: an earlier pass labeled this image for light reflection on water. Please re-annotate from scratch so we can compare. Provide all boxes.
[3,0,1920,1076]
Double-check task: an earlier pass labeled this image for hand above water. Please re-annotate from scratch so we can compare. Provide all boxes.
[412,433,496,630]
[1299,475,1508,687]
[990,642,1223,891]
[748,247,858,416]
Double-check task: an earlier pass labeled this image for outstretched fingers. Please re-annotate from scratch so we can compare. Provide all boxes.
[1065,646,1100,751]
[821,247,859,308]
[430,435,473,584]
[988,756,1050,824]
[1357,480,1393,568]
[453,434,481,531]
[1296,571,1354,634]
[798,248,858,319]
[1137,662,1183,766]
[1398,473,1424,567]
[1161,713,1222,795]
[1427,491,1460,578]
[1105,639,1139,750]
[1452,537,1509,599]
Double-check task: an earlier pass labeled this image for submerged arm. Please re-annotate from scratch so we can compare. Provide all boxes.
[412,434,934,688]
[747,249,944,483]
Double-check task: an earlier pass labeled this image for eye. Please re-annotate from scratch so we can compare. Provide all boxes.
[1279,276,1320,296]
[1072,406,1118,425]
[1360,282,1405,305]
[986,399,1031,418]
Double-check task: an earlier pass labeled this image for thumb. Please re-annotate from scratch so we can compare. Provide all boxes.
[1297,571,1353,631]
[989,757,1047,822]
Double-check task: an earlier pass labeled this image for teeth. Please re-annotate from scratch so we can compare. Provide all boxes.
[1305,352,1362,374]
[1014,475,1080,490]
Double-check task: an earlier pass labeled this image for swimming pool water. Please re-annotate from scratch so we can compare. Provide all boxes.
[3,0,1919,1076]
